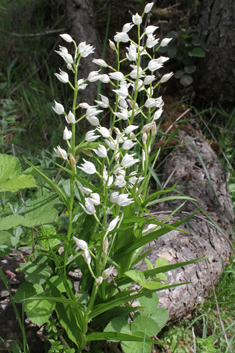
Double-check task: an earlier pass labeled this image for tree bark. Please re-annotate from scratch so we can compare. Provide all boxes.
[65,0,102,105]
[138,120,234,321]
[194,0,235,104]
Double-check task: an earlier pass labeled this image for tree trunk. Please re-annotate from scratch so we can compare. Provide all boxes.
[138,119,234,321]
[65,0,102,105]
[194,0,235,104]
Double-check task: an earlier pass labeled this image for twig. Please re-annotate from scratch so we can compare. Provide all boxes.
[0,28,66,37]
[153,336,168,351]
[110,273,121,293]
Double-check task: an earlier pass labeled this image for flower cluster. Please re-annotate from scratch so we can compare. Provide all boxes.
[52,2,173,280]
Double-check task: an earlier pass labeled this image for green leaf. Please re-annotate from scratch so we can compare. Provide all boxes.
[0,245,12,256]
[85,332,153,344]
[180,75,193,86]
[155,273,167,281]
[0,231,12,246]
[184,65,196,74]
[188,47,206,57]
[104,317,130,339]
[0,174,37,192]
[139,280,163,290]
[14,282,44,302]
[155,258,168,268]
[19,256,51,285]
[25,294,56,326]
[139,292,159,316]
[125,270,145,284]
[151,308,169,327]
[22,194,59,227]
[0,215,24,231]
[168,46,177,58]
[145,258,153,270]
[132,315,161,337]
[0,154,19,185]
[38,225,60,249]
[174,70,184,79]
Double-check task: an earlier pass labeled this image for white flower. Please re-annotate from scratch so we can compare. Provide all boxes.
[144,2,154,13]
[87,106,103,117]
[60,33,73,43]
[109,72,124,81]
[113,85,128,99]
[84,249,91,264]
[96,126,110,138]
[126,43,137,61]
[78,159,96,174]
[52,100,64,115]
[86,116,99,126]
[114,32,130,43]
[109,39,116,50]
[88,70,100,82]
[95,94,109,108]
[117,194,134,206]
[80,198,96,215]
[122,22,134,33]
[146,34,160,48]
[54,145,67,160]
[132,13,142,25]
[130,67,145,79]
[142,149,145,161]
[102,266,114,279]
[95,276,103,285]
[98,74,110,83]
[145,97,164,109]
[148,57,169,71]
[141,122,155,133]
[133,79,145,92]
[105,138,116,150]
[145,25,159,36]
[161,38,173,47]
[119,99,128,109]
[73,237,88,250]
[114,109,128,121]
[93,144,107,158]
[78,41,95,57]
[103,166,113,186]
[114,174,126,187]
[77,78,88,90]
[63,126,72,140]
[54,69,69,83]
[107,216,120,232]
[154,107,163,120]
[80,102,90,109]
[92,58,108,67]
[55,46,73,64]
[142,132,147,144]
[160,72,174,83]
[65,110,76,124]
[121,154,140,168]
[80,186,92,195]
[85,130,100,142]
[144,75,155,85]
[110,191,119,203]
[87,193,100,205]
[122,139,136,150]
[103,238,109,254]
[124,125,138,134]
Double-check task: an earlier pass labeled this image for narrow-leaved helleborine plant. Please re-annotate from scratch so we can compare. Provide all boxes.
[19,3,204,352]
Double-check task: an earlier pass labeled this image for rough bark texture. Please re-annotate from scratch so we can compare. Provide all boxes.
[194,0,235,104]
[65,0,102,105]
[137,120,234,321]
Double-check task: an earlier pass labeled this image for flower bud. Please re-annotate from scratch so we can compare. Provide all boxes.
[81,149,93,157]
[109,39,116,51]
[84,249,91,264]
[160,72,174,83]
[144,2,154,13]
[63,126,72,140]
[52,100,64,115]
[69,153,76,167]
[142,149,146,161]
[60,33,73,43]
[161,38,173,47]
[142,132,147,144]
[95,276,103,285]
[151,122,157,136]
[113,127,121,135]
[141,122,155,133]
[103,238,109,254]
[73,237,88,250]
[92,58,108,67]
[54,146,67,160]
[114,152,120,161]
[102,266,114,279]
[80,102,90,109]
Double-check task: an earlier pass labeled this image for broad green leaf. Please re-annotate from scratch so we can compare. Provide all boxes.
[155,273,168,281]
[155,258,168,268]
[85,332,153,344]
[14,282,43,302]
[145,258,153,270]
[139,280,163,290]
[125,270,145,284]
[49,275,72,293]
[0,231,11,246]
[0,215,24,231]
[174,70,184,79]
[19,256,51,285]
[121,339,152,353]
[139,292,159,316]
[151,308,169,327]
[0,174,37,192]
[0,245,12,256]
[25,294,55,326]
[38,225,60,249]
[188,47,206,57]
[180,74,193,86]
[22,194,59,227]
[104,317,130,338]
[0,154,19,185]
[132,315,161,337]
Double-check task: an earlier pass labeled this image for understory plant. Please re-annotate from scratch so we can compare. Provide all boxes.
[4,2,206,352]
